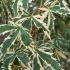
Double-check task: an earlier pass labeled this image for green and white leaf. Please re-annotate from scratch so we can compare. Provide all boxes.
[33,17,51,39]
[17,51,29,66]
[33,55,40,70]
[13,0,18,16]
[20,28,32,46]
[51,5,60,13]
[51,5,68,15]
[2,29,19,54]
[2,53,16,70]
[22,0,29,10]
[0,24,17,34]
[37,50,62,70]
[22,17,32,30]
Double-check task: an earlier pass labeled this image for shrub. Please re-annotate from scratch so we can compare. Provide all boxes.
[0,0,70,70]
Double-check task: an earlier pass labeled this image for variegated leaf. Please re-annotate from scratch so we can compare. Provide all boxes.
[2,29,19,54]
[2,53,16,70]
[16,51,29,66]
[37,50,62,70]
[13,0,18,16]
[20,28,32,46]
[0,24,17,34]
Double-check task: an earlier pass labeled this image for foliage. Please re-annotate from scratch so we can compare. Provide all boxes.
[0,0,70,70]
